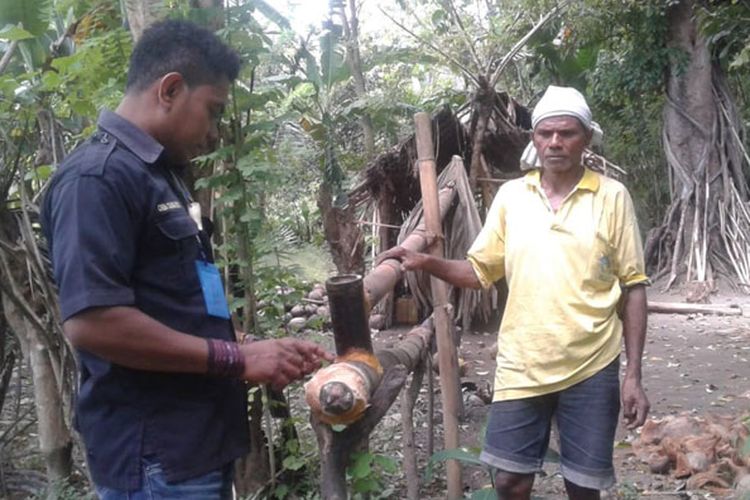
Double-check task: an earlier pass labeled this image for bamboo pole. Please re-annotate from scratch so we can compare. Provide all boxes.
[414,111,463,499]
[328,275,374,354]
[363,185,458,309]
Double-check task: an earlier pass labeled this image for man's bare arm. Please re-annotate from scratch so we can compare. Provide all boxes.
[378,247,481,289]
[620,284,650,428]
[65,306,333,388]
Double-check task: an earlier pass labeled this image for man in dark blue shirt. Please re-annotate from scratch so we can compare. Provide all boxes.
[41,20,332,498]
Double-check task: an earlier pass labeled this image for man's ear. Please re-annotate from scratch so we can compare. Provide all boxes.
[156,72,186,109]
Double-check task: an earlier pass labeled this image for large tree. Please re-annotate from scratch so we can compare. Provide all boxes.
[645,0,750,296]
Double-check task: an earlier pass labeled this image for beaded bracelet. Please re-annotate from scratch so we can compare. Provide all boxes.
[206,338,245,378]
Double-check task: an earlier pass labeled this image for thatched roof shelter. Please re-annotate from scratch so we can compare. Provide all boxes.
[343,89,625,328]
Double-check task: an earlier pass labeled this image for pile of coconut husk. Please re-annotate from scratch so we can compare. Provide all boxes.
[284,283,331,332]
[633,413,750,496]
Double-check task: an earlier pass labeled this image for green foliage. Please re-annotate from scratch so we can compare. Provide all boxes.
[40,27,131,117]
[0,0,51,36]
[0,24,35,41]
[424,447,487,482]
[347,451,398,499]
[520,0,679,225]
[525,22,600,91]
[423,446,497,498]
[615,481,642,500]
[699,0,750,72]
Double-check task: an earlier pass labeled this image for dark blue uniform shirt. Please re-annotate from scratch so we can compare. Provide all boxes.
[41,111,249,490]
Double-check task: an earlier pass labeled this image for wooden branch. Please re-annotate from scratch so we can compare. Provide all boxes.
[426,353,435,458]
[301,297,325,305]
[445,0,483,72]
[402,353,427,500]
[355,219,402,230]
[311,364,408,500]
[0,40,19,75]
[490,0,571,87]
[647,301,743,316]
[377,317,434,372]
[377,6,480,86]
[0,251,47,336]
[469,102,495,210]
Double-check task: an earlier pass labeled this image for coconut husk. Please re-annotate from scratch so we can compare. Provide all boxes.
[633,413,750,495]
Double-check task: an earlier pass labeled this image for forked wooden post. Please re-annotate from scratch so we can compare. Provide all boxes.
[413,111,463,498]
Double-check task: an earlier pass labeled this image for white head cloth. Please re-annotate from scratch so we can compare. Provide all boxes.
[520,85,603,170]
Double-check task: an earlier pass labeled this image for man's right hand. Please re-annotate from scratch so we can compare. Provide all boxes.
[240,338,334,390]
[376,246,427,271]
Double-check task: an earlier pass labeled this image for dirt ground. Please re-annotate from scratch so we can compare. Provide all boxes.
[372,286,750,499]
[1,285,747,499]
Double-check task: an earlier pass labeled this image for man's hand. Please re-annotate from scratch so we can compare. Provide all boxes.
[376,246,427,271]
[240,338,334,390]
[377,246,482,289]
[621,376,649,429]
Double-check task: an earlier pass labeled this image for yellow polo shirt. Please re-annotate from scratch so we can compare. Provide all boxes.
[467,168,649,401]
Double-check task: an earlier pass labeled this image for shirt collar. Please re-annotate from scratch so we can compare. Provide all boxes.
[97,110,164,165]
[524,167,600,193]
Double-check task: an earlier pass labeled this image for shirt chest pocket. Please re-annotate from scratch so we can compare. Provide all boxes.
[583,230,617,291]
[141,213,201,291]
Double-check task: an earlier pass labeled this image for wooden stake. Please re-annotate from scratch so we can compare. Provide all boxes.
[414,111,463,499]
[647,301,743,316]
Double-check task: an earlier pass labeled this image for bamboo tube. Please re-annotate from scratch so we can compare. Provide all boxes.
[363,185,458,309]
[306,275,383,425]
[414,111,463,499]
[327,274,373,354]
[305,186,459,426]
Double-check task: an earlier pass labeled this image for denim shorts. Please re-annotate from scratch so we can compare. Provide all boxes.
[95,455,234,500]
[479,357,621,490]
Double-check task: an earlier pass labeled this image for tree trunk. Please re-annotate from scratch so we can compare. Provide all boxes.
[414,112,463,498]
[122,0,164,41]
[0,192,75,488]
[468,80,497,211]
[645,0,750,294]
[2,295,72,482]
[340,0,375,159]
[318,181,365,274]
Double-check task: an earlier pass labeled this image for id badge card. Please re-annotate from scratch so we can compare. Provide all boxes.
[195,260,231,319]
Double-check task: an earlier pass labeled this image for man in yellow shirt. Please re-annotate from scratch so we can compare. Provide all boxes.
[380,86,649,499]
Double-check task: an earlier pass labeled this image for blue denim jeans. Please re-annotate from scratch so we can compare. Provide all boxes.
[480,357,621,490]
[95,455,233,500]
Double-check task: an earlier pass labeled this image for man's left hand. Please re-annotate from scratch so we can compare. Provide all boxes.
[621,376,649,429]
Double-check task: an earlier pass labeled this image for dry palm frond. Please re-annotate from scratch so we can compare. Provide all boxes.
[397,156,496,328]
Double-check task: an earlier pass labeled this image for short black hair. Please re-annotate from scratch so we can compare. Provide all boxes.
[126,19,240,92]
